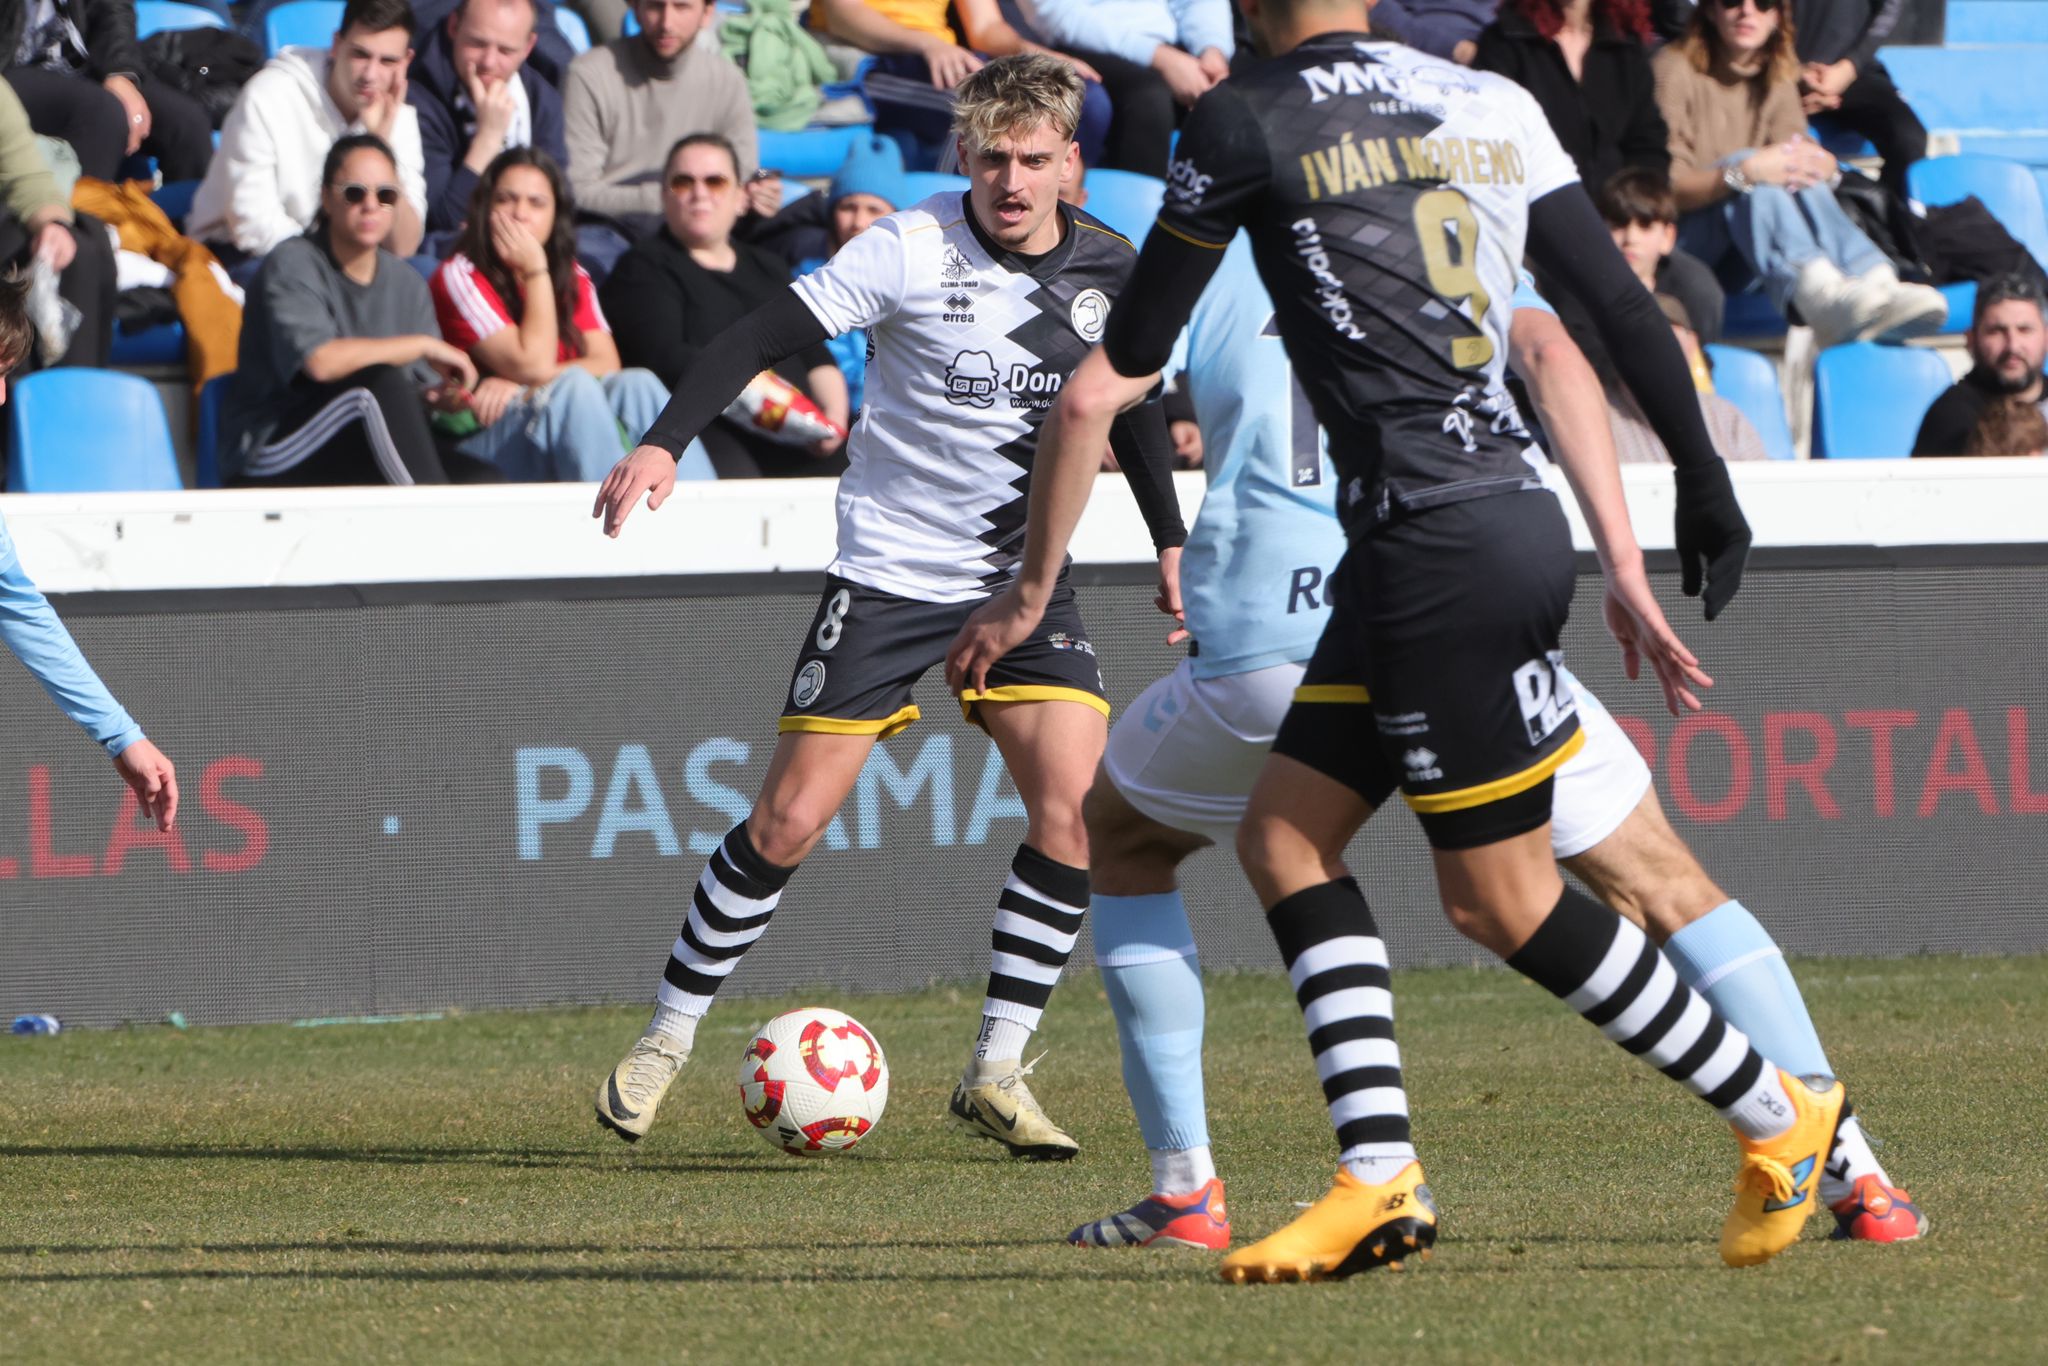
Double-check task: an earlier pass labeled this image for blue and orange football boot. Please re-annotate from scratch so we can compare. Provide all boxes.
[1068,1179,1231,1251]
[1219,1162,1436,1283]
[1722,1071,1846,1267]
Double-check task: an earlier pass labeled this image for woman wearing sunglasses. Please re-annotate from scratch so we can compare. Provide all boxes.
[602,133,850,479]
[429,148,709,482]
[1650,0,1943,349]
[221,133,489,486]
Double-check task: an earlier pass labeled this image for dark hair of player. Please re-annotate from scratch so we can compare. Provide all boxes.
[455,147,588,358]
[0,274,31,376]
[340,0,417,37]
[1972,271,2047,328]
[1597,166,1679,228]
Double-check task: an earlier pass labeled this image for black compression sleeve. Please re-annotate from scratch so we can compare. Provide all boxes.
[1526,186,1720,471]
[1102,223,1229,379]
[639,290,834,459]
[1110,395,1187,551]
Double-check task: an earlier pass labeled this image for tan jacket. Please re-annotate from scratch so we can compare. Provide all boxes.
[1650,44,1805,175]
[72,179,242,397]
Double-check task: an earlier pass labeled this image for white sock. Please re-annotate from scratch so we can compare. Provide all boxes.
[1340,1142,1419,1187]
[1721,1068,1798,1142]
[1149,1145,1216,1197]
[646,1004,700,1056]
[1820,1114,1888,1207]
[973,1014,1031,1065]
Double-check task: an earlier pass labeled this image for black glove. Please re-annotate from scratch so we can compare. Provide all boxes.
[1673,460,1751,622]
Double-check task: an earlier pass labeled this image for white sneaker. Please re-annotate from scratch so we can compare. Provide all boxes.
[595,1033,689,1142]
[946,1053,1079,1160]
[1792,258,1884,349]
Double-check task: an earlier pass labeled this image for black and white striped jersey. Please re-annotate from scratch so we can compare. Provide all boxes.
[1138,36,1581,526]
[792,193,1139,603]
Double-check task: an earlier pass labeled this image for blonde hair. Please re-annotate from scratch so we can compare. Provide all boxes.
[952,54,1085,153]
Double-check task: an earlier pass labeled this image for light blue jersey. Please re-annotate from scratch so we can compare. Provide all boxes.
[1173,258,1553,679]
[0,514,142,754]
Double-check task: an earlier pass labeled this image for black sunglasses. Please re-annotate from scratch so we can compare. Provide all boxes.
[338,182,401,206]
[1716,0,1779,10]
[668,172,734,193]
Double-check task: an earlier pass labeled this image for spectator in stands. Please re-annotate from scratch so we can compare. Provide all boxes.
[562,0,762,272]
[0,77,112,369]
[191,0,427,270]
[813,0,1114,174]
[1474,0,1668,198]
[221,133,487,486]
[409,0,569,247]
[602,132,849,477]
[751,134,905,413]
[1608,292,1769,462]
[1651,0,1942,348]
[1374,0,1495,62]
[410,0,578,86]
[1598,166,1724,344]
[430,147,689,480]
[2,0,213,183]
[1651,1,1924,196]
[1913,274,2048,458]
[1010,0,1231,174]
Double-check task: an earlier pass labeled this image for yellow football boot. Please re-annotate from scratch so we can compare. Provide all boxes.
[1722,1071,1846,1267]
[594,1034,688,1143]
[1220,1162,1437,1283]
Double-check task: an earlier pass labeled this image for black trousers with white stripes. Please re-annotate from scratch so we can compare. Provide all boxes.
[232,366,500,488]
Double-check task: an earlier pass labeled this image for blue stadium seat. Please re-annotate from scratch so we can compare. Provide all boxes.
[1908,155,2048,275]
[110,319,187,368]
[1721,289,1788,339]
[901,171,969,203]
[1946,0,2048,44]
[264,0,345,55]
[1811,342,1954,459]
[149,178,201,228]
[554,7,590,53]
[1704,344,1795,461]
[194,373,233,489]
[622,9,638,35]
[1880,46,2039,140]
[758,125,867,180]
[135,1,229,36]
[6,371,184,492]
[1077,168,1163,243]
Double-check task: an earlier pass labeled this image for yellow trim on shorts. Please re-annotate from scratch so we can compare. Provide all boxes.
[958,685,1112,728]
[1155,220,1229,251]
[1293,684,1373,704]
[778,704,921,740]
[1403,727,1588,815]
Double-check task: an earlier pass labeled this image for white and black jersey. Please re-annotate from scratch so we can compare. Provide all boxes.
[792,193,1144,603]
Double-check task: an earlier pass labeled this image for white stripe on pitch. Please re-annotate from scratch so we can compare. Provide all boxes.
[1301,987,1392,1037]
[1565,919,1648,1013]
[1286,935,1388,990]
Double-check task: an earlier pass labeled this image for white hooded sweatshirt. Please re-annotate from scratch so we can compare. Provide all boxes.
[188,46,427,257]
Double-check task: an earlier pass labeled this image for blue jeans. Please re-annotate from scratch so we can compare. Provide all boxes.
[459,368,713,482]
[1678,183,1889,312]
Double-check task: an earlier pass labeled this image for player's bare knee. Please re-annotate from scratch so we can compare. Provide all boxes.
[746,794,837,866]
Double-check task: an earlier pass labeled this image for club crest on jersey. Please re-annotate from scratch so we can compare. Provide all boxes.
[944,291,976,323]
[791,661,827,709]
[945,350,1000,408]
[941,244,978,288]
[1069,288,1110,342]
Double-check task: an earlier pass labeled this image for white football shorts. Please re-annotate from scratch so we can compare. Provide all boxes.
[1102,657,1652,856]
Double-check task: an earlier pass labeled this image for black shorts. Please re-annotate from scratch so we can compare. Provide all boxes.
[779,573,1110,738]
[1272,490,1585,850]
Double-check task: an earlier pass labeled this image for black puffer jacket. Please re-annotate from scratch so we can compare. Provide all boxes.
[0,0,147,81]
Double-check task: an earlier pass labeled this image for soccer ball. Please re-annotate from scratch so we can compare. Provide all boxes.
[737,1007,889,1156]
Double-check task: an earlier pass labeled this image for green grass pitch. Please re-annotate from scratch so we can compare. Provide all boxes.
[2,956,2042,1364]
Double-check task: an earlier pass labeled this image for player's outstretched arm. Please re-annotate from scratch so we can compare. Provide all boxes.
[595,291,833,536]
[945,347,1158,693]
[1525,185,1752,620]
[0,531,178,827]
[1509,306,1711,716]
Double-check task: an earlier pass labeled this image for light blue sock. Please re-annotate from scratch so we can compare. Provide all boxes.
[1094,892,1209,1152]
[1664,900,1833,1080]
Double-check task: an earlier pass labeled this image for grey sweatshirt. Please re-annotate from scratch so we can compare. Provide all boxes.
[562,32,758,223]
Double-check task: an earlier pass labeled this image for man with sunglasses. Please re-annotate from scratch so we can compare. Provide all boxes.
[588,55,1183,1162]
[191,0,429,272]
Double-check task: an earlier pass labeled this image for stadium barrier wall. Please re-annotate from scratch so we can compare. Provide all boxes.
[3,462,2045,1027]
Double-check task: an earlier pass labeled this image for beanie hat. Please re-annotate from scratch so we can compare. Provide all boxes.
[829,135,907,211]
